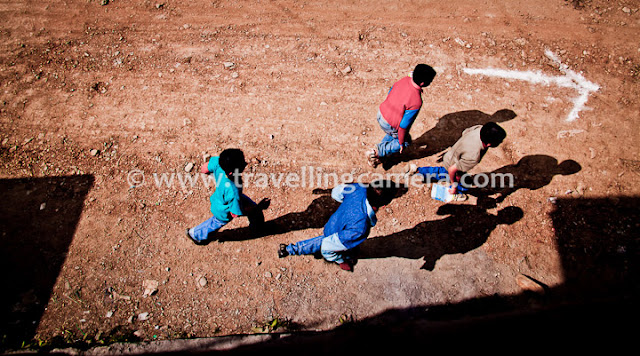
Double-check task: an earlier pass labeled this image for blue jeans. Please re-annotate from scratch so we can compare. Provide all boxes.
[189,215,227,242]
[189,195,262,242]
[286,233,349,264]
[417,166,468,192]
[376,111,410,158]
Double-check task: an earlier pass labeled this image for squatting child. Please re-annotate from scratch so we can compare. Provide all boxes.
[407,122,507,200]
[277,180,398,272]
[367,64,437,168]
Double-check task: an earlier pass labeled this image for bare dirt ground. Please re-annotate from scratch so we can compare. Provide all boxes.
[1,0,639,350]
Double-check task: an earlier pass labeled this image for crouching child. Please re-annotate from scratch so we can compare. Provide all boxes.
[278,180,399,272]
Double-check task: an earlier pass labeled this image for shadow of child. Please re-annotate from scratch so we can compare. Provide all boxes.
[359,204,523,270]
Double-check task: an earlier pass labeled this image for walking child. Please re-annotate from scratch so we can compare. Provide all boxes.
[186,148,270,245]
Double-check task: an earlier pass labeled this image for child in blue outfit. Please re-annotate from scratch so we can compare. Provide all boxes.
[186,149,270,245]
[278,180,398,272]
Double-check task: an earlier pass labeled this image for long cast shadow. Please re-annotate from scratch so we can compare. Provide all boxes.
[359,204,523,269]
[467,155,581,208]
[215,193,340,242]
[381,109,517,170]
[0,175,94,349]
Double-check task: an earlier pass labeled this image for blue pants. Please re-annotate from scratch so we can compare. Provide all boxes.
[189,194,262,242]
[286,233,349,264]
[376,111,410,158]
[417,166,468,192]
[190,215,227,242]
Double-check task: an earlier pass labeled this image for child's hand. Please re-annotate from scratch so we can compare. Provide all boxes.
[257,198,271,210]
[200,163,210,174]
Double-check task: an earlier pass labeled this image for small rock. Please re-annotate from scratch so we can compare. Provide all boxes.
[90,149,99,156]
[223,62,235,69]
[1,138,8,145]
[231,72,239,78]
[133,330,144,337]
[264,272,272,278]
[105,311,114,318]
[138,312,149,321]
[184,162,194,172]
[341,66,352,74]
[454,38,467,47]
[40,203,46,210]
[622,7,631,13]
[268,134,274,140]
[513,38,527,46]
[101,0,109,5]
[198,276,208,287]
[142,279,159,297]
[589,147,596,159]
[557,129,584,139]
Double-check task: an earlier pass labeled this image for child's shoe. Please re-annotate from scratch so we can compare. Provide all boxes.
[185,228,198,244]
[338,261,354,272]
[451,193,468,202]
[278,244,289,258]
[366,149,381,168]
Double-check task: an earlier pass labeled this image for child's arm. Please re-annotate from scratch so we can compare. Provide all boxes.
[447,164,461,194]
[397,109,419,150]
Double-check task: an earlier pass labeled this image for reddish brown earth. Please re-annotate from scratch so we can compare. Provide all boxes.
[1,0,638,349]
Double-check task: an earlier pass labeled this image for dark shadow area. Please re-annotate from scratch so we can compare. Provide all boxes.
[0,175,94,349]
[358,204,523,269]
[10,197,637,353]
[468,154,582,208]
[549,196,639,302]
[118,196,637,354]
[381,109,517,170]
[215,193,340,243]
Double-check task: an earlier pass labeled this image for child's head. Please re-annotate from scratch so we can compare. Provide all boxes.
[412,64,436,88]
[219,149,247,175]
[480,122,507,147]
[367,180,400,209]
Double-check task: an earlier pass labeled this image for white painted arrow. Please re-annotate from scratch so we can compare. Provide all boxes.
[463,50,600,122]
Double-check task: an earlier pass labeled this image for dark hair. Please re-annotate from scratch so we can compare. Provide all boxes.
[480,122,507,147]
[367,180,399,208]
[412,64,436,87]
[219,148,247,174]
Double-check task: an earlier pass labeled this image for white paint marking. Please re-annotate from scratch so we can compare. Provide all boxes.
[463,50,600,121]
